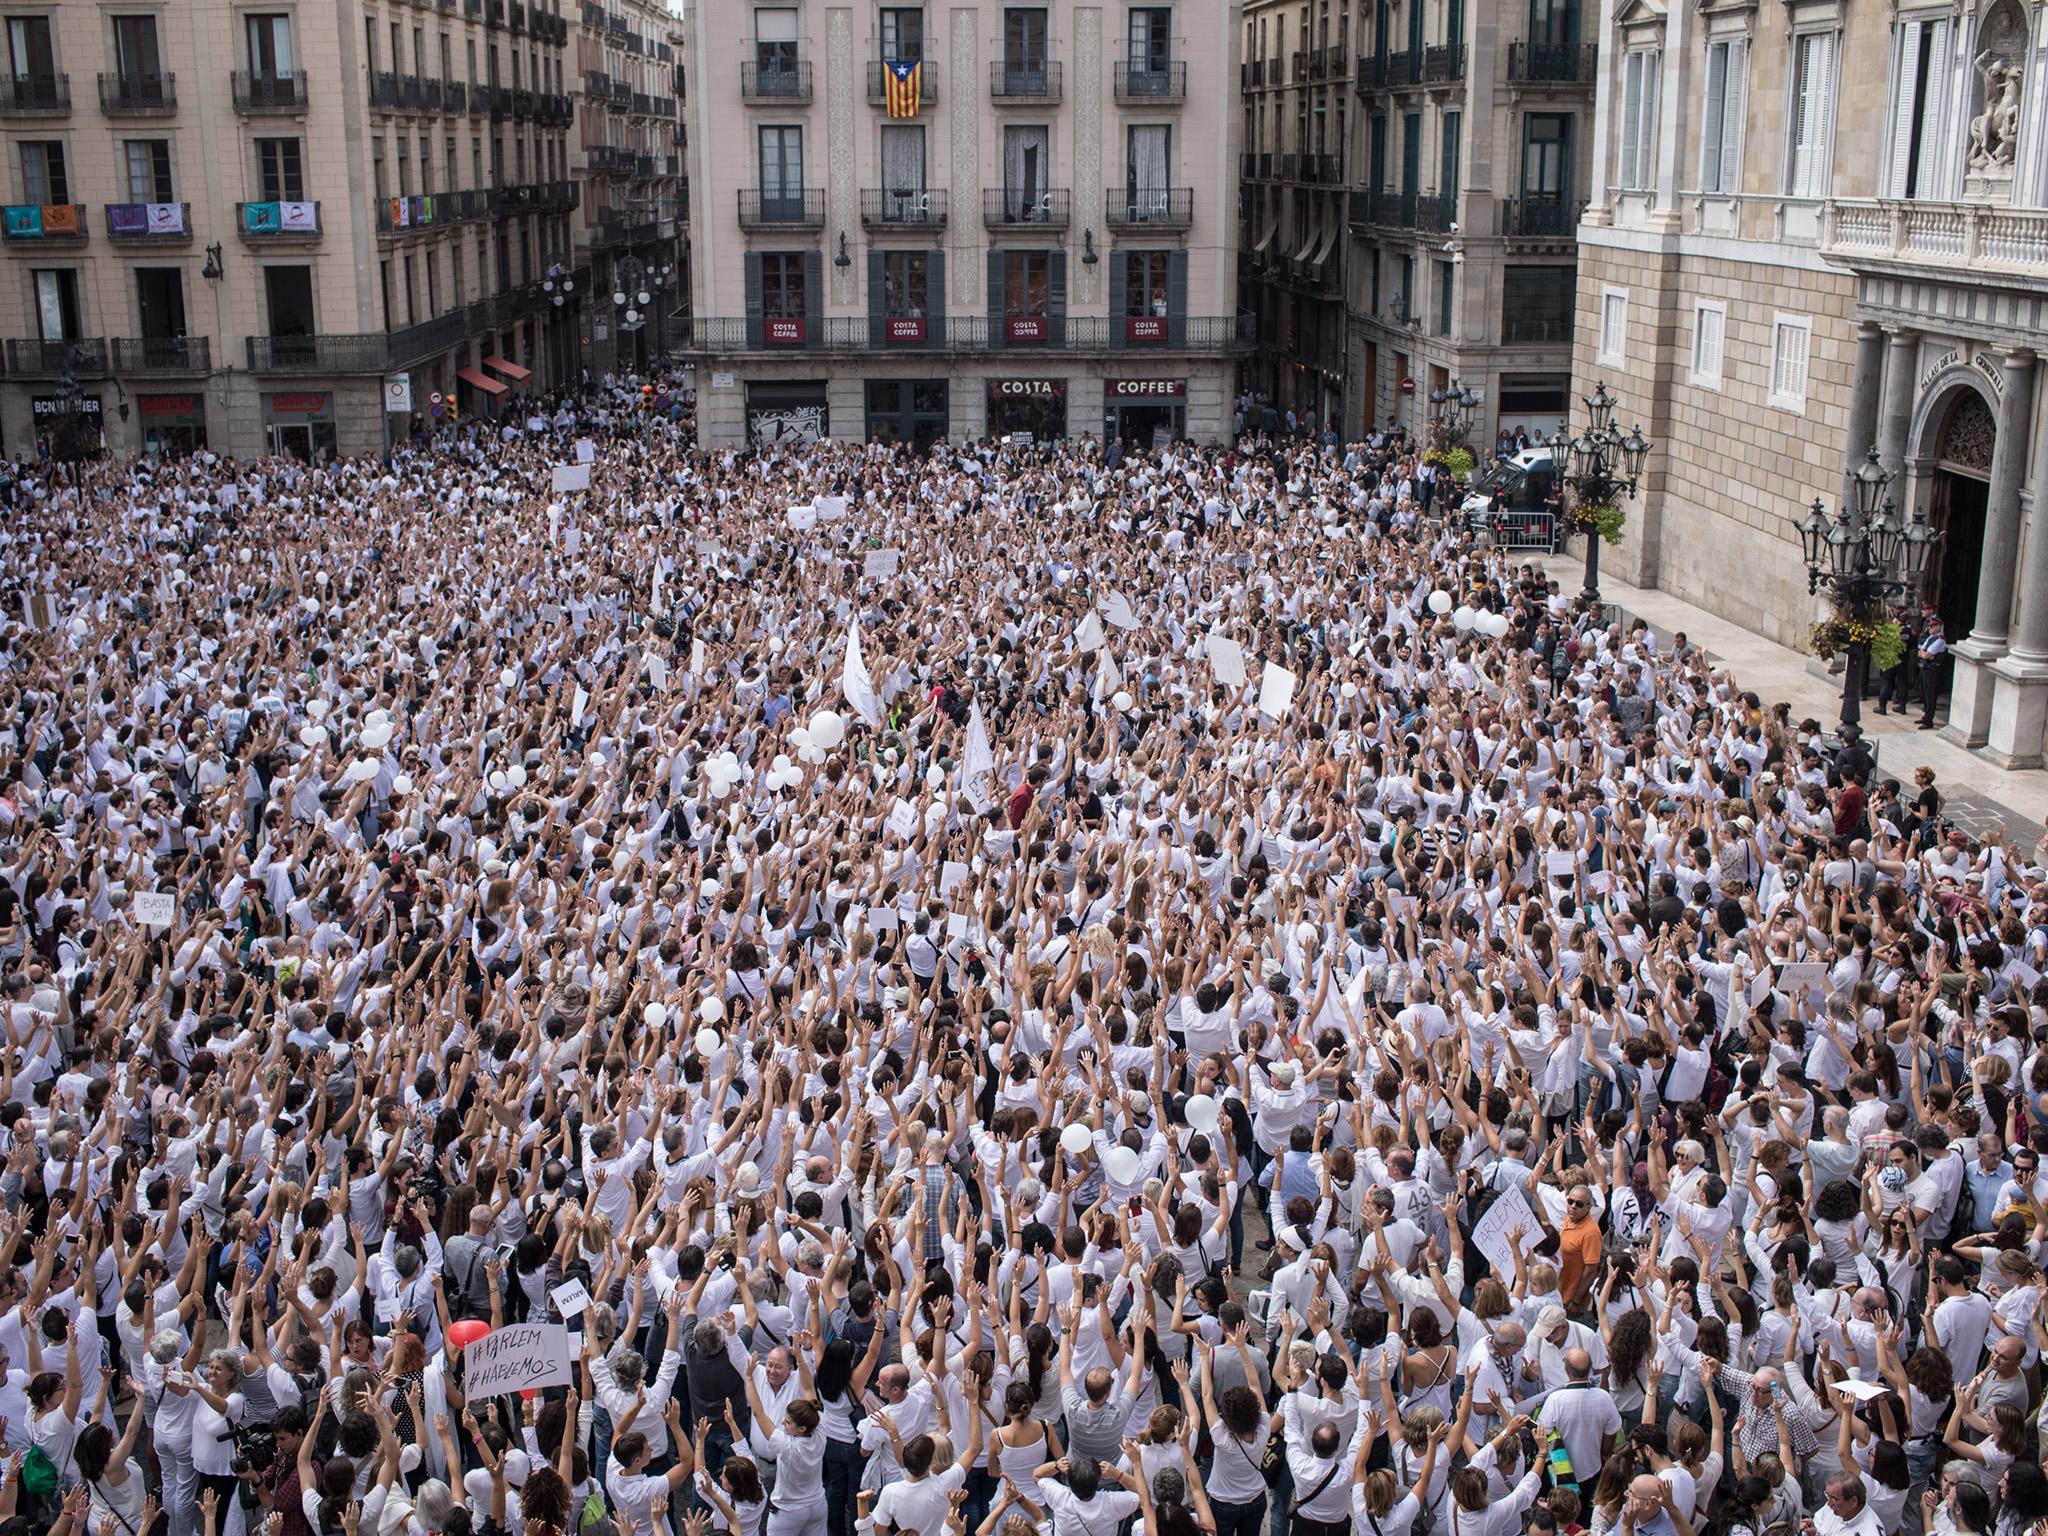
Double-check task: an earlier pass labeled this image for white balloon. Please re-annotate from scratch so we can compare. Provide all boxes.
[612,847,631,873]
[299,725,328,747]
[809,709,845,749]
[238,548,252,564]
[1184,1094,1221,1134]
[926,764,946,789]
[1453,605,1475,632]
[1104,1147,1142,1184]
[924,801,946,828]
[799,745,826,766]
[695,1027,721,1056]
[316,571,330,586]
[1112,690,1133,713]
[302,597,319,613]
[391,773,414,796]
[708,778,731,801]
[307,699,329,720]
[1491,612,1514,638]
[788,728,812,752]
[643,1003,668,1028]
[346,758,380,783]
[773,754,792,773]
[1339,681,1358,699]
[488,770,508,792]
[66,616,87,637]
[507,764,527,788]
[500,667,518,687]
[1060,1123,1092,1156]
[366,708,390,726]
[700,995,726,1024]
[1427,589,1452,615]
[361,721,394,750]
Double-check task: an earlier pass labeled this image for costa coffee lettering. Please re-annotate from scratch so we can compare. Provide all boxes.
[1125,317,1166,342]
[987,379,1063,400]
[764,318,806,345]
[1005,316,1047,342]
[885,318,926,342]
[1107,379,1186,399]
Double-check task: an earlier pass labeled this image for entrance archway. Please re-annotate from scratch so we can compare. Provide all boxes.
[1929,389,1993,647]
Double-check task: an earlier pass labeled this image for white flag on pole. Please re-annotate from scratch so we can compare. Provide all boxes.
[842,615,883,727]
[962,701,997,814]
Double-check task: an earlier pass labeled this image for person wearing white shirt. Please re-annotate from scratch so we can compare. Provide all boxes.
[1535,1350,1621,1478]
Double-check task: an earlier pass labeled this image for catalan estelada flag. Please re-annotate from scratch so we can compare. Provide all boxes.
[884,58,921,117]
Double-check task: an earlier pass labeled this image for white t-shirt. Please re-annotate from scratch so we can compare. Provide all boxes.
[870,1466,967,1536]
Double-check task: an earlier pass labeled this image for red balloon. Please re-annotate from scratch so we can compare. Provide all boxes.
[447,1319,491,1350]
[520,1388,539,1401]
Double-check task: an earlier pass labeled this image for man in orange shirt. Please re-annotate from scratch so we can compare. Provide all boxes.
[1557,1186,1605,1316]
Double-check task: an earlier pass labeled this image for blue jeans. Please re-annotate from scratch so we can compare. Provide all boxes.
[824,1438,862,1536]
[1213,1495,1268,1536]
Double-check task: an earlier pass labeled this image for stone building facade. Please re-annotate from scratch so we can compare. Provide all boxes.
[1573,0,2048,764]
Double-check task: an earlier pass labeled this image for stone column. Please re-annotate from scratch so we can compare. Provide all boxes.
[1840,324,1885,510]
[1987,407,2048,765]
[1877,329,1918,480]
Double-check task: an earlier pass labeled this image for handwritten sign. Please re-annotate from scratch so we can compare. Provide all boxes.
[1470,1184,1545,1283]
[575,438,596,464]
[549,1278,592,1319]
[464,1323,573,1397]
[551,463,591,493]
[133,892,176,929]
[863,548,901,580]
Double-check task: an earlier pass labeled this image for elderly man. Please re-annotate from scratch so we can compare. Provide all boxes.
[1528,1305,1608,1395]
[856,1353,935,1494]
[589,1290,686,1470]
[1536,1346,1620,1485]
[1811,1473,1884,1536]
[1701,1360,1819,1464]
[1464,1319,1529,1423]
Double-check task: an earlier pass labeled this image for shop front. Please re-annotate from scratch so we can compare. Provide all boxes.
[985,378,1066,441]
[865,380,949,450]
[136,392,207,454]
[263,392,337,460]
[1103,378,1185,447]
[745,380,828,445]
[31,394,104,460]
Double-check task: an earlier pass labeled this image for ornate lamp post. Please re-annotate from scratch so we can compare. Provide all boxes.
[1548,381,1650,608]
[1795,445,1941,744]
[1427,378,1481,445]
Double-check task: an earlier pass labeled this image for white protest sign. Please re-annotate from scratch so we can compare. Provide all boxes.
[817,495,849,522]
[539,603,564,625]
[1470,1185,1546,1282]
[551,463,591,493]
[863,548,901,579]
[1074,612,1106,654]
[571,687,590,727]
[690,638,707,676]
[788,505,818,531]
[1206,635,1246,688]
[133,892,176,929]
[1257,662,1297,719]
[575,438,596,464]
[464,1323,574,1397]
[397,585,416,607]
[886,798,921,839]
[549,1278,592,1319]
[647,654,670,690]
[940,861,970,898]
[1775,961,1829,1001]
[562,527,583,557]
[1102,591,1140,631]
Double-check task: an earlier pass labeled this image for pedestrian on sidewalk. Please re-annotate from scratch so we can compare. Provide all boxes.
[1917,609,1949,727]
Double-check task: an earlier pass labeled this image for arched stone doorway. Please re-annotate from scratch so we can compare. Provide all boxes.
[1927,388,1995,650]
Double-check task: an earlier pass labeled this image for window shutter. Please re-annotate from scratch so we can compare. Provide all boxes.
[802,248,823,346]
[1701,43,1727,192]
[987,248,1004,346]
[1792,38,1815,195]
[928,249,945,345]
[1620,52,1641,189]
[744,251,764,349]
[1167,249,1187,347]
[1107,252,1128,340]
[1048,248,1067,346]
[1885,23,1924,197]
[1814,34,1836,197]
[867,249,885,348]
[1916,20,1951,198]
[1719,41,1746,194]
[1640,55,1658,189]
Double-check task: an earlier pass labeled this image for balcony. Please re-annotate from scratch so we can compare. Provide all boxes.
[586,144,634,173]
[1298,153,1343,185]
[665,313,1257,355]
[860,187,948,230]
[1820,199,2048,280]
[1507,42,1597,84]
[1113,61,1185,103]
[104,202,190,241]
[1105,187,1193,231]
[1424,44,1465,82]
[445,80,467,113]
[1503,312,1573,344]
[110,336,210,373]
[0,73,68,114]
[232,70,307,113]
[235,200,322,241]
[2,204,87,243]
[1414,194,1450,233]
[982,187,1070,231]
[866,58,937,106]
[247,334,391,372]
[634,153,657,177]
[990,60,1061,101]
[736,187,824,230]
[1239,153,1271,181]
[98,71,175,113]
[1500,195,1584,239]
[6,338,106,376]
[385,309,473,365]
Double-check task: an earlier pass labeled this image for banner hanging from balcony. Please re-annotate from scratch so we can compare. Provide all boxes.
[3,206,41,238]
[884,59,921,117]
[243,202,281,234]
[40,205,78,237]
[145,202,185,235]
[279,201,319,231]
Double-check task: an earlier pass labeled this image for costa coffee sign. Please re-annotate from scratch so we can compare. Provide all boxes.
[1107,379,1186,398]
[764,317,806,344]
[1005,316,1047,342]
[987,379,1063,400]
[885,317,926,342]
[1125,317,1167,342]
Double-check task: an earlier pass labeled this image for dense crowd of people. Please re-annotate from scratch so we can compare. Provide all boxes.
[1,391,2045,1536]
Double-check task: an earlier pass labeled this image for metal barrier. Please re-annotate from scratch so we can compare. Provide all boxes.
[1484,507,1560,553]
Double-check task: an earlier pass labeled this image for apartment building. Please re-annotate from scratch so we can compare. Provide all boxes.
[1236,0,1351,428]
[1574,0,2048,763]
[678,1,1248,448]
[569,0,686,378]
[0,0,576,459]
[1315,0,1591,442]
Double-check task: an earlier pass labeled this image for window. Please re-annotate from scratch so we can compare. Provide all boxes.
[6,16,54,81]
[1123,250,1168,314]
[1127,7,1172,70]
[758,125,803,205]
[1522,112,1571,198]
[1436,259,1454,335]
[264,264,315,336]
[1691,300,1726,387]
[882,250,928,315]
[32,269,79,339]
[372,136,386,200]
[1884,19,1951,199]
[1599,285,1627,365]
[19,141,67,205]
[135,267,186,341]
[1440,110,1461,204]
[1698,40,1746,193]
[1127,124,1171,208]
[881,124,925,193]
[879,7,924,59]
[112,15,163,80]
[755,7,798,71]
[1003,250,1049,314]
[247,13,295,76]
[1770,314,1811,410]
[761,251,806,317]
[1501,266,1572,343]
[1787,32,1836,198]
[1004,8,1048,70]
[1529,0,1577,46]
[256,137,304,201]
[122,140,172,202]
[1618,48,1657,190]
[1001,124,1048,217]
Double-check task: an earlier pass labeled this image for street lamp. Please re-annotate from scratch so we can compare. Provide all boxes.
[1428,377,1481,443]
[1795,444,1941,744]
[1550,380,1652,608]
[541,259,575,308]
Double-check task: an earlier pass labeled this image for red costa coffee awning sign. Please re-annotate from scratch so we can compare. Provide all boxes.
[1106,379,1185,398]
[987,379,1064,400]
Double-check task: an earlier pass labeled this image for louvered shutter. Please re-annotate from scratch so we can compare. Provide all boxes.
[1107,252,1128,345]
[1916,21,1951,197]
[928,250,945,345]
[1885,23,1924,197]
[801,249,822,346]
[1719,41,1746,193]
[1166,249,1187,348]
[1048,248,1067,346]
[988,248,1004,347]
[868,249,886,348]
[744,251,764,348]
[1701,44,1728,192]
[1620,52,1642,189]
